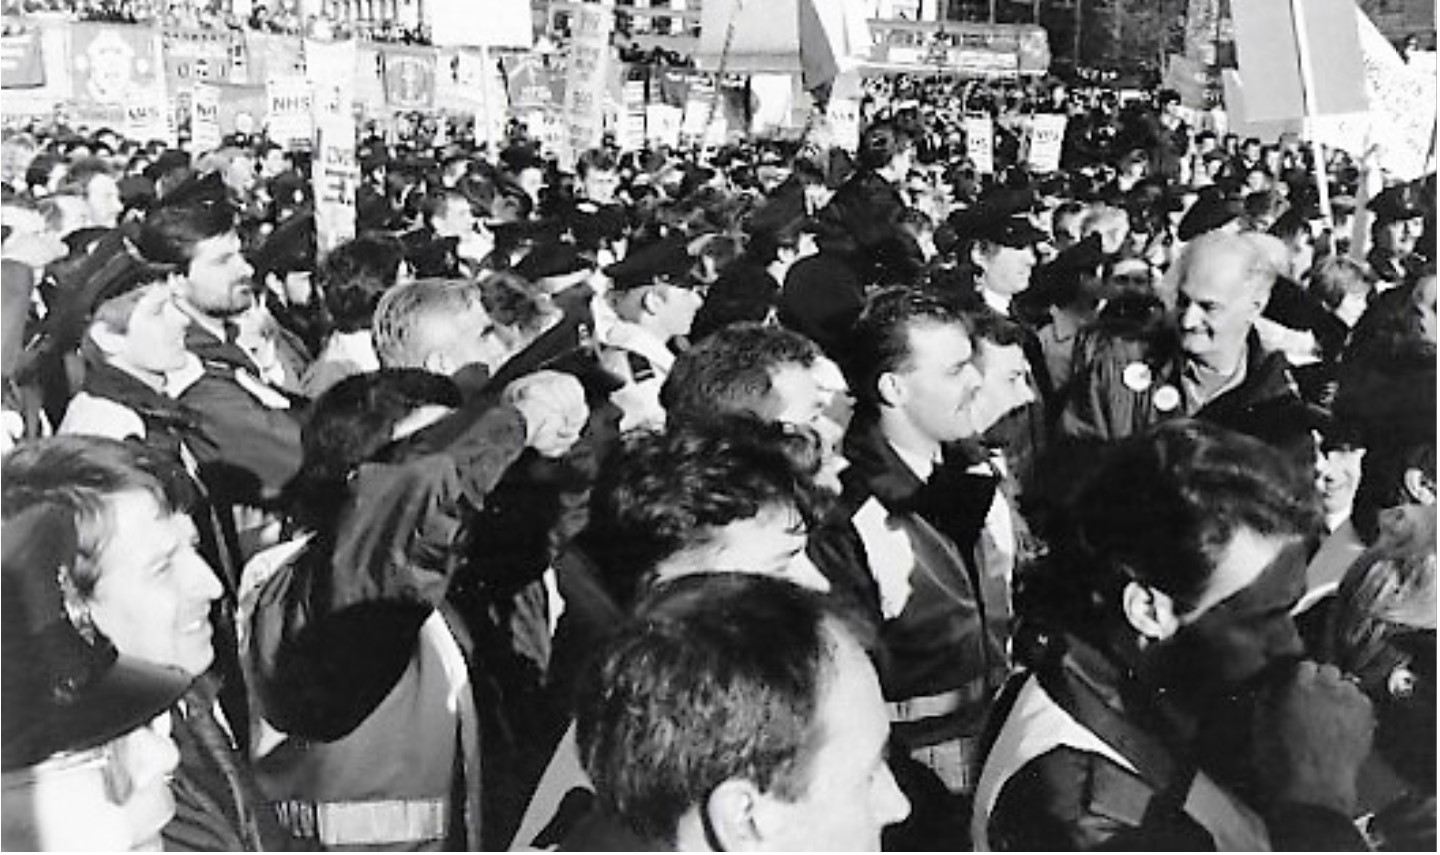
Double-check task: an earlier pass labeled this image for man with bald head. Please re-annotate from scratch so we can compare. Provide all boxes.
[1170,231,1316,471]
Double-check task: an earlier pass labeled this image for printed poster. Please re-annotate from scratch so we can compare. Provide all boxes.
[964,115,994,174]
[1027,113,1067,174]
[0,27,45,88]
[190,82,222,152]
[266,75,313,149]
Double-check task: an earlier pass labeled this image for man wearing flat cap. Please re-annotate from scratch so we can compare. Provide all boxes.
[597,234,702,432]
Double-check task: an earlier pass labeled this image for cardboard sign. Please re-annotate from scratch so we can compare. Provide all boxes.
[266,75,313,149]
[0,28,45,89]
[190,82,222,153]
[124,85,173,145]
[1027,113,1066,174]
[562,0,613,167]
[826,97,861,152]
[645,103,682,147]
[312,113,357,255]
[964,115,994,174]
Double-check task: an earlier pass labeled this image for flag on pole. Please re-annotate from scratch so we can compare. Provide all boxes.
[696,0,872,89]
[1230,0,1367,122]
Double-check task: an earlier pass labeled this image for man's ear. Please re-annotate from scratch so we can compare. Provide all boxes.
[422,350,451,377]
[87,321,125,358]
[1121,580,1181,641]
[639,285,662,317]
[701,779,770,852]
[876,370,904,410]
[1403,467,1437,506]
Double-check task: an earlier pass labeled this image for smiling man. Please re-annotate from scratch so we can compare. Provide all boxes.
[1169,231,1317,474]
[3,435,284,850]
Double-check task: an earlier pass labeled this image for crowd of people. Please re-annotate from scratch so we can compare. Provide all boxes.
[1,0,433,44]
[0,73,1435,852]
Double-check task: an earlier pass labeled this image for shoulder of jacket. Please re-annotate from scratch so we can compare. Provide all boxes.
[59,393,146,441]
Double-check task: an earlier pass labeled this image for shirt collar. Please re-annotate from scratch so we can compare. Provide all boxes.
[889,441,939,482]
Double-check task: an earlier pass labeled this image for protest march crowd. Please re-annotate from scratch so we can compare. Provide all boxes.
[0,37,1436,852]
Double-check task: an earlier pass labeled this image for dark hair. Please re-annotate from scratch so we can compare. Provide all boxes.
[2,436,191,597]
[845,286,970,416]
[858,121,914,172]
[1016,420,1322,653]
[420,188,469,227]
[1351,443,1436,545]
[23,152,64,193]
[282,368,461,533]
[56,156,115,197]
[476,269,549,336]
[320,232,407,333]
[581,418,829,609]
[662,323,821,426]
[135,203,238,270]
[576,148,619,178]
[576,573,859,845]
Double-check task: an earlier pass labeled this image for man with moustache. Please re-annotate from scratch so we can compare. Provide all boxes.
[974,420,1374,850]
[135,203,303,540]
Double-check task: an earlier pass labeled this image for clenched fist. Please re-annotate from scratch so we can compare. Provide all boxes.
[1253,660,1375,816]
[505,370,588,459]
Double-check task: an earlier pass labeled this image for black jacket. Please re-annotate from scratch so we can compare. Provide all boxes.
[985,634,1371,851]
[1184,335,1318,476]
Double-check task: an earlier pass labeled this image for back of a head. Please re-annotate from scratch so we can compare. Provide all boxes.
[319,232,407,333]
[582,417,827,605]
[1016,419,1322,652]
[662,323,820,426]
[858,121,911,172]
[575,573,853,846]
[371,277,483,369]
[283,368,461,532]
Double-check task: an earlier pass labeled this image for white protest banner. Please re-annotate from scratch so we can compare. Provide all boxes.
[621,80,647,152]
[189,82,222,152]
[305,38,356,119]
[1027,113,1067,174]
[533,111,566,158]
[312,113,357,255]
[124,84,173,145]
[963,115,994,174]
[825,97,861,152]
[681,91,717,142]
[562,0,613,167]
[266,75,313,149]
[645,103,682,147]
